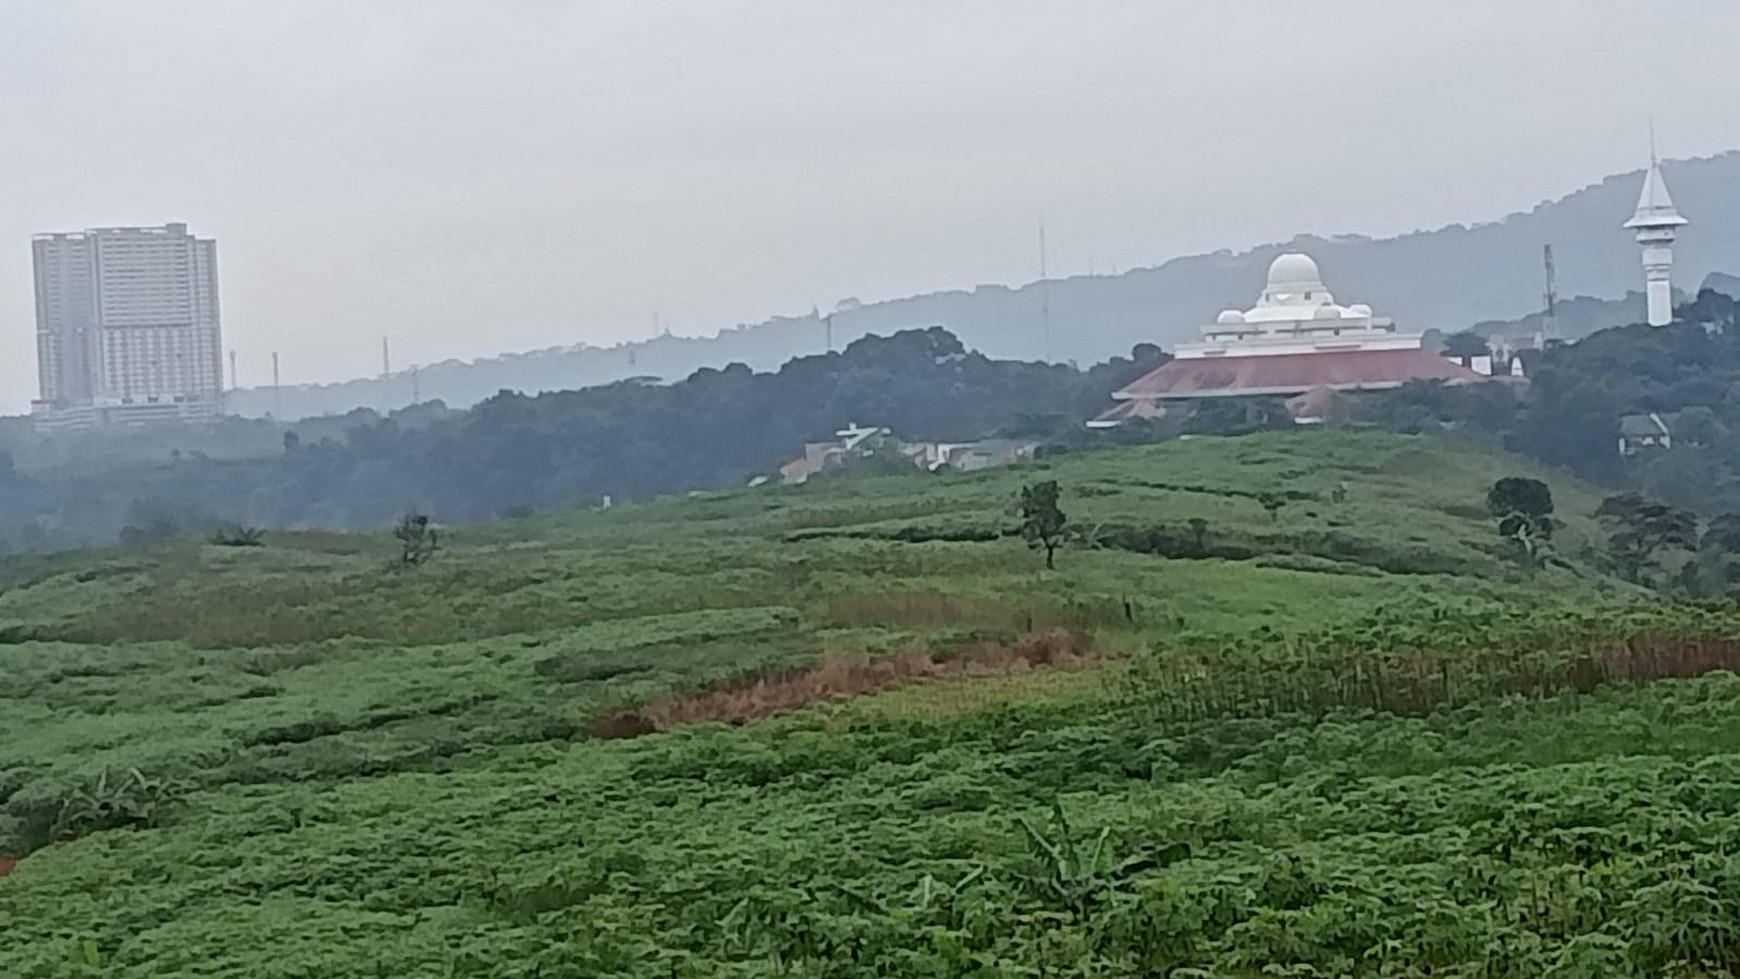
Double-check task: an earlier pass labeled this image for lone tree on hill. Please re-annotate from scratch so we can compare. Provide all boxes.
[1488,477,1558,571]
[1188,517,1210,556]
[1487,477,1556,536]
[1594,492,1698,585]
[1258,492,1286,524]
[394,512,441,566]
[1018,480,1067,570]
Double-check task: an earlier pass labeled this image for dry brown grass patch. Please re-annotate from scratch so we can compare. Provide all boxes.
[592,630,1097,737]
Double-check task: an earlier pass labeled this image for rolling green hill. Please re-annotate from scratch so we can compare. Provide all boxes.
[4,431,1739,977]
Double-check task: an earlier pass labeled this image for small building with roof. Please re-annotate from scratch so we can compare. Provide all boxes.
[771,423,1038,484]
[1619,412,1676,456]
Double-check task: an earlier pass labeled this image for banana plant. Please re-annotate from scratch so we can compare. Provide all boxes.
[1014,802,1154,919]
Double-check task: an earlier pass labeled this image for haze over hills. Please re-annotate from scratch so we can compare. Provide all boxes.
[227,153,1740,420]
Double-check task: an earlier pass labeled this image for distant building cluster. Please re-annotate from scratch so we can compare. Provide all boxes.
[31,223,223,431]
[772,423,1039,484]
[1087,153,1687,430]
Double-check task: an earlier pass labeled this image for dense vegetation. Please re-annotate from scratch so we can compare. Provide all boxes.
[1362,288,1740,511]
[0,329,1165,549]
[10,286,1740,558]
[12,429,1740,975]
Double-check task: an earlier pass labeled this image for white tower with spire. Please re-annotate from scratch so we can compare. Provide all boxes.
[1624,144,1689,327]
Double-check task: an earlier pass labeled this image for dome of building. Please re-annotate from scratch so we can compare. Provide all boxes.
[1346,303,1373,318]
[1216,309,1246,325]
[1267,253,1323,289]
[1313,305,1343,320]
[1259,252,1331,307]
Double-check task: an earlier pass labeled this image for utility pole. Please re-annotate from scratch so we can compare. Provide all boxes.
[226,350,238,416]
[1039,212,1052,362]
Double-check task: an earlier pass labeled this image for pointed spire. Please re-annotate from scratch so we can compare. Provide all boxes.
[1625,153,1688,229]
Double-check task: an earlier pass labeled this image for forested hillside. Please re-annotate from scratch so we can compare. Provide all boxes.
[9,285,1740,556]
[227,153,1740,419]
[0,330,1164,550]
[1364,289,1740,516]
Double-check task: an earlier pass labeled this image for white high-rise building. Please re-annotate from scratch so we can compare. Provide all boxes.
[31,222,224,429]
[1624,155,1688,327]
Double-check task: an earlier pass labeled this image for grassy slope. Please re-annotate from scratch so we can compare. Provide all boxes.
[0,429,1669,976]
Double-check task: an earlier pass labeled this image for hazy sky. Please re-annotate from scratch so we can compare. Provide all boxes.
[5,1,1740,413]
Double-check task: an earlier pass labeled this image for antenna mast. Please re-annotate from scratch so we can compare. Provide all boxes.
[382,337,391,377]
[1542,244,1559,342]
[271,352,282,420]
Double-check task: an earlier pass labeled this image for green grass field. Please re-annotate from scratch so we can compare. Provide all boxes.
[2,428,1731,977]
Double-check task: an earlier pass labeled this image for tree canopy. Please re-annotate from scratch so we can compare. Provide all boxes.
[1017,480,1068,569]
[0,330,1167,550]
[1442,331,1492,359]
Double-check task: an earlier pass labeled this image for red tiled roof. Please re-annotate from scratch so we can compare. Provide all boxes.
[1113,348,1486,399]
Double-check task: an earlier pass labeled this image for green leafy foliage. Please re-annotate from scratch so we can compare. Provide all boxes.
[1441,330,1492,359]
[0,329,1169,550]
[1257,491,1285,523]
[1488,475,1556,532]
[1017,480,1067,569]
[1488,476,1559,571]
[1595,492,1700,585]
[1,429,1726,977]
[393,511,440,566]
[208,524,265,547]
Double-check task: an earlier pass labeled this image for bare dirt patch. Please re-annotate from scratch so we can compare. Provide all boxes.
[592,630,1099,737]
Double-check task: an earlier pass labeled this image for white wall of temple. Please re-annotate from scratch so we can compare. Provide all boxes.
[1176,333,1426,360]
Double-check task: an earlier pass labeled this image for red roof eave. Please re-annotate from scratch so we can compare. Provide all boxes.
[1111,348,1487,400]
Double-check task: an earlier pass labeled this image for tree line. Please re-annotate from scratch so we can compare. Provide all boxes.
[7,287,1740,556]
[1362,289,1740,509]
[0,329,1167,551]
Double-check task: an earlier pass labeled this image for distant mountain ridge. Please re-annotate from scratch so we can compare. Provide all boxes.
[228,152,1740,420]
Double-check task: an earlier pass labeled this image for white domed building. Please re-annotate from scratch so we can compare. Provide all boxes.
[1090,252,1488,426]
